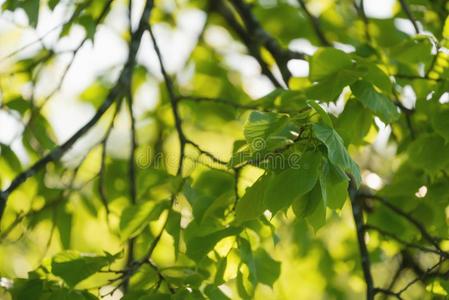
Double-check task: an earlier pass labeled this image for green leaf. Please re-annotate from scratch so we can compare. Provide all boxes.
[350,80,400,123]
[5,97,31,115]
[184,170,234,222]
[119,201,168,240]
[360,63,392,94]
[264,151,321,214]
[166,211,181,259]
[254,248,281,287]
[408,134,449,174]
[306,100,333,127]
[306,69,360,102]
[48,0,58,10]
[26,113,57,150]
[335,99,372,145]
[138,294,171,300]
[320,160,348,209]
[432,108,449,143]
[51,251,119,287]
[80,81,109,108]
[236,268,251,300]
[23,0,39,27]
[10,279,43,300]
[239,238,257,286]
[390,37,432,65]
[292,183,322,218]
[2,0,40,27]
[47,288,88,300]
[312,123,361,187]
[77,15,96,41]
[185,227,241,261]
[55,205,72,249]
[380,164,425,198]
[235,174,269,223]
[306,193,326,232]
[214,256,227,285]
[309,48,352,81]
[252,89,308,111]
[204,285,230,300]
[174,289,206,300]
[0,143,22,172]
[243,111,299,154]
[293,183,327,231]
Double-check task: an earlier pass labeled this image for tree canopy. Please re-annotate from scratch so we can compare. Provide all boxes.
[1,0,449,299]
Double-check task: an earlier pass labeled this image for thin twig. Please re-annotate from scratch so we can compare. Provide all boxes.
[148,24,186,176]
[364,224,440,254]
[123,1,139,289]
[397,257,445,295]
[178,94,308,114]
[363,193,447,256]
[186,139,228,166]
[212,0,282,87]
[297,0,330,46]
[398,0,420,34]
[353,0,371,42]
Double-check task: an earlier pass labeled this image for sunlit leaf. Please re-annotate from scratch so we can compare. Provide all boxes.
[120,201,169,240]
[264,151,321,214]
[350,80,400,123]
[309,48,352,81]
[51,251,119,287]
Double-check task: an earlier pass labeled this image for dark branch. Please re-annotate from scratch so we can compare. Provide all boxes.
[227,0,295,84]
[123,2,139,289]
[398,0,420,34]
[349,181,375,300]
[212,0,282,87]
[353,0,371,42]
[186,139,229,166]
[148,24,186,176]
[297,0,331,46]
[396,256,446,296]
[374,288,403,300]
[362,193,447,256]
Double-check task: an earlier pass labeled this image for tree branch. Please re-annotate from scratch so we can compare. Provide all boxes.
[186,139,228,166]
[396,257,446,296]
[227,0,295,84]
[212,0,282,87]
[178,94,309,114]
[123,2,139,289]
[297,0,331,46]
[398,0,420,34]
[147,24,186,176]
[353,0,371,42]
[349,181,375,300]
[98,105,121,217]
[110,11,190,292]
[362,193,447,256]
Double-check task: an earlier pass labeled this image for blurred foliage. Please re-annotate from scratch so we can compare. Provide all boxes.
[1,0,449,299]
